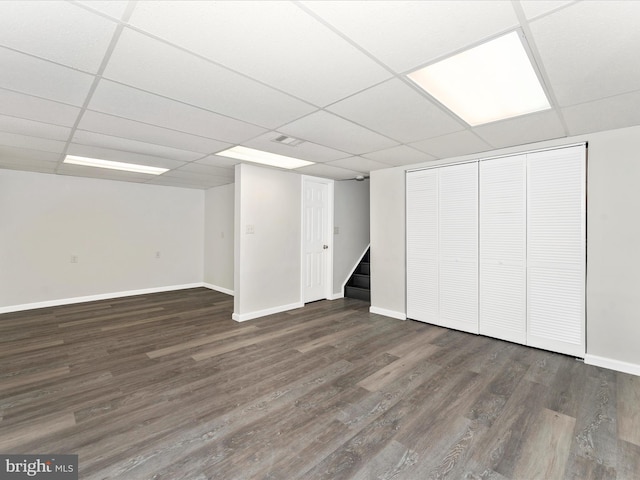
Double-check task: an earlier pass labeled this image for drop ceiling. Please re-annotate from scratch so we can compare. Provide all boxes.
[0,0,639,189]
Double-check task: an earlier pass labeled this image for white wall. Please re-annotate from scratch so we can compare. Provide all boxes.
[204,183,234,294]
[370,124,640,374]
[370,168,406,319]
[0,169,204,311]
[233,163,302,321]
[333,179,370,296]
[586,127,640,373]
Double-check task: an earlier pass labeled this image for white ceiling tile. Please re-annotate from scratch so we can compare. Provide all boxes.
[519,1,574,20]
[0,145,61,164]
[88,80,267,143]
[76,1,130,20]
[170,162,234,179]
[327,78,463,143]
[474,110,566,148]
[128,1,392,106]
[296,163,362,181]
[78,110,231,154]
[66,144,186,170]
[302,0,519,73]
[0,88,80,126]
[0,114,71,141]
[326,156,392,174]
[531,1,640,106]
[279,111,398,155]
[410,130,492,159]
[244,132,350,163]
[71,130,203,162]
[0,132,66,154]
[195,155,242,169]
[362,145,436,166]
[145,176,224,189]
[0,158,57,174]
[562,90,640,136]
[0,47,94,105]
[162,170,233,184]
[0,1,117,72]
[104,29,316,129]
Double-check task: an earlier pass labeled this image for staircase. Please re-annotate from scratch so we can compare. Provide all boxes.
[344,248,370,302]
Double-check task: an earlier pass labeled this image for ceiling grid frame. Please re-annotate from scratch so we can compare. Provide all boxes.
[0,0,636,188]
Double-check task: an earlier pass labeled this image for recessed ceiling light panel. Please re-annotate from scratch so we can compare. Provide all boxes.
[408,31,551,126]
[63,155,168,175]
[217,146,314,169]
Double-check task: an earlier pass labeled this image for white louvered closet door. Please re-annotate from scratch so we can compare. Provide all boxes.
[406,169,439,324]
[480,155,527,344]
[527,145,586,357]
[439,162,479,334]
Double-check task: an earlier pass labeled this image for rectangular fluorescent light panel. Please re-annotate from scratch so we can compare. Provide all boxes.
[216,146,314,169]
[408,31,551,126]
[64,155,168,175]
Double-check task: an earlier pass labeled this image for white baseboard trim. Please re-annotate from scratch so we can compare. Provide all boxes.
[369,306,407,321]
[232,301,304,322]
[0,283,204,315]
[584,354,640,377]
[329,293,344,300]
[203,283,234,296]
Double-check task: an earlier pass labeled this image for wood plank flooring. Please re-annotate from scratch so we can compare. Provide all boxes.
[1,287,639,479]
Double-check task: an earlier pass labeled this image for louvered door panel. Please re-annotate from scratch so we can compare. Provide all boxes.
[439,162,478,333]
[527,145,586,357]
[406,169,439,324]
[479,156,526,344]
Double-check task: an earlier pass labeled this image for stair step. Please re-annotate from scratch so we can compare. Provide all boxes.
[357,262,370,275]
[351,273,370,289]
[345,285,371,302]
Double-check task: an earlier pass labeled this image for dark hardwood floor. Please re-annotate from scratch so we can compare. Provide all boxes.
[1,288,639,479]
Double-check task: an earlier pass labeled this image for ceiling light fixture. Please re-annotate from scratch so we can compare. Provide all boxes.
[216,145,314,169]
[63,155,169,175]
[407,31,551,126]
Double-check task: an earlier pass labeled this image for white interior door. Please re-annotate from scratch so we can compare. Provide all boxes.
[526,145,586,357]
[439,162,479,334]
[480,155,527,344]
[406,169,439,324]
[303,177,332,303]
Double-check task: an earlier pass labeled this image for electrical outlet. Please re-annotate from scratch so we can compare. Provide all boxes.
[334,226,339,235]
[70,255,78,263]
[220,231,225,239]
[246,224,255,234]
[155,251,161,259]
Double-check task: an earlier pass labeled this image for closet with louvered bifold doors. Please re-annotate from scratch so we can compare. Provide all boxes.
[406,144,586,357]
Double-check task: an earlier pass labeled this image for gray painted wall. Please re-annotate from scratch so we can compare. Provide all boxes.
[204,183,234,293]
[333,179,370,296]
[234,163,302,320]
[370,124,640,373]
[0,169,204,309]
[370,168,406,317]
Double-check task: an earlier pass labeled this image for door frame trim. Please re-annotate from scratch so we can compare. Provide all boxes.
[300,175,334,304]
